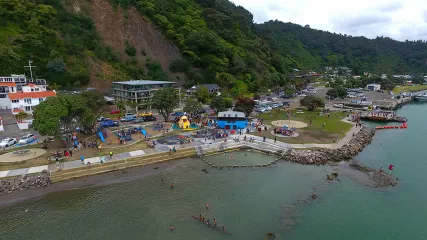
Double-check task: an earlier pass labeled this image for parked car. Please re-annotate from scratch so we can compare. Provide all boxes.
[0,138,17,147]
[333,104,344,108]
[299,94,307,97]
[19,134,35,144]
[255,107,266,112]
[110,109,120,114]
[142,116,156,122]
[326,96,335,100]
[100,120,119,128]
[347,94,357,98]
[125,113,137,118]
[267,97,275,102]
[377,89,384,93]
[134,117,144,124]
[121,115,137,122]
[97,117,110,122]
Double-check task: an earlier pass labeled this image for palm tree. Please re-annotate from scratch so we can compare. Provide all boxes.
[15,111,29,123]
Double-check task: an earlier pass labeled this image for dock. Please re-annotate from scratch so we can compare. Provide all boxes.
[358,111,407,122]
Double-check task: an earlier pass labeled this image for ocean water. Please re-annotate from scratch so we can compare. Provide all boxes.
[0,103,426,240]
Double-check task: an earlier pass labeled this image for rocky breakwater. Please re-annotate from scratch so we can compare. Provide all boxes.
[0,170,50,195]
[284,127,376,165]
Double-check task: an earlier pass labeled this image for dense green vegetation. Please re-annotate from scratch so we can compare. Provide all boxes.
[2,0,427,91]
[0,0,144,88]
[259,21,427,75]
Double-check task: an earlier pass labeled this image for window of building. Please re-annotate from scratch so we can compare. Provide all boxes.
[25,106,31,111]
[24,98,32,104]
[12,100,19,103]
[39,98,44,102]
[35,88,39,91]
[31,88,34,92]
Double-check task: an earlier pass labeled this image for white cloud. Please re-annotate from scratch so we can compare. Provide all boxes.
[231,0,427,41]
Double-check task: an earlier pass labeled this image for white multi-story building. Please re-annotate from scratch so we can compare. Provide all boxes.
[7,83,56,115]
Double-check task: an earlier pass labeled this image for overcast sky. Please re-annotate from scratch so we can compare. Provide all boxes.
[232,0,427,41]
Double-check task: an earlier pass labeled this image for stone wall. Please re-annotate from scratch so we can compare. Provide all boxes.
[0,170,50,195]
[284,127,376,164]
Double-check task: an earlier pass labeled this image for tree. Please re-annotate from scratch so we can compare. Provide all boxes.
[15,111,29,123]
[336,86,347,99]
[233,96,255,117]
[210,95,226,112]
[300,96,324,111]
[80,91,107,132]
[196,86,210,103]
[184,98,203,116]
[326,88,338,98]
[116,100,126,111]
[32,96,70,138]
[151,87,179,121]
[46,58,66,73]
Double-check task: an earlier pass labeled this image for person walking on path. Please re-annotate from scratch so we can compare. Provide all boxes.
[80,155,85,164]
[263,136,266,142]
[109,150,113,160]
[274,136,277,143]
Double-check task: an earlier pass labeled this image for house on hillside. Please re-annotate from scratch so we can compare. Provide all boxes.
[8,82,56,115]
[186,84,221,97]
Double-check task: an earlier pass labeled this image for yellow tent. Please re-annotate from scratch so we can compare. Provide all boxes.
[178,116,190,129]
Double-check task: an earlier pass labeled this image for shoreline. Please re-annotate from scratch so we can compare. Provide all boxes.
[0,158,196,207]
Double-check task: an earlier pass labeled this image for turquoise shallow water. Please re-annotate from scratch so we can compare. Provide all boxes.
[0,103,426,240]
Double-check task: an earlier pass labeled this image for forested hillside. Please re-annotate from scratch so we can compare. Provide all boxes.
[1,0,427,92]
[258,21,427,75]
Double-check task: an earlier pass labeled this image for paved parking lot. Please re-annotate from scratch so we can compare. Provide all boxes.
[0,109,40,141]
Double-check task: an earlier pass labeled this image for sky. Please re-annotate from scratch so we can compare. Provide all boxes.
[231,0,427,41]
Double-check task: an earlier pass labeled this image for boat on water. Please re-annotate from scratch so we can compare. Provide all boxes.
[191,216,232,235]
[414,93,427,102]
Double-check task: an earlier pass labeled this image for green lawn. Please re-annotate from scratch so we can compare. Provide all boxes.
[254,108,353,144]
[392,85,427,94]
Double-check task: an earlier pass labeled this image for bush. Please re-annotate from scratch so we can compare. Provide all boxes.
[124,40,136,56]
[169,59,191,73]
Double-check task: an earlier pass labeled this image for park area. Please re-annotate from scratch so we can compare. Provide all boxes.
[252,108,352,144]
[392,85,427,94]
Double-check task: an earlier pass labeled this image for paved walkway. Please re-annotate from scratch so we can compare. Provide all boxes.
[0,121,359,178]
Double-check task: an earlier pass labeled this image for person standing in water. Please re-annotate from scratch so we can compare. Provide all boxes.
[170,183,174,189]
[213,219,217,226]
[170,225,174,231]
[206,203,209,209]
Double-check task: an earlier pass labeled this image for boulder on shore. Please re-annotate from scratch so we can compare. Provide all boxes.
[283,127,375,165]
[0,172,50,195]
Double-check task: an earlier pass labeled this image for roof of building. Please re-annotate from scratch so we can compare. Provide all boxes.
[0,82,17,87]
[218,111,245,118]
[8,91,56,100]
[26,83,36,87]
[12,109,23,113]
[112,80,176,85]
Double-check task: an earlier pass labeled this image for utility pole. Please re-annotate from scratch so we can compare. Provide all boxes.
[24,59,36,82]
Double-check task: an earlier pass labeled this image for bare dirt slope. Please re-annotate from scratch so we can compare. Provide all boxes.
[67,0,182,90]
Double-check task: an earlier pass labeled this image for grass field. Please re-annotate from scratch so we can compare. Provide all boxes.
[392,85,427,94]
[253,108,353,144]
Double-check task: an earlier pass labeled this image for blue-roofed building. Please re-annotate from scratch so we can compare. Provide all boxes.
[112,80,179,109]
[216,111,247,130]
